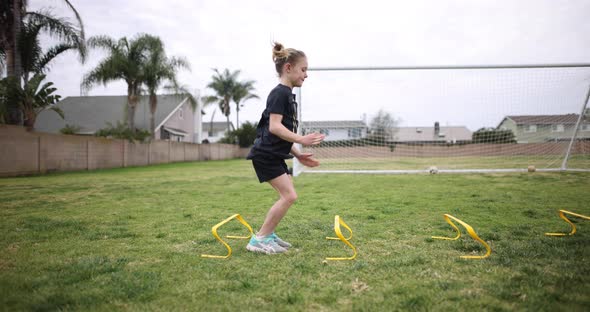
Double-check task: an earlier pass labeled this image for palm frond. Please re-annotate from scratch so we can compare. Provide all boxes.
[60,0,85,40]
[35,43,76,73]
[87,35,118,51]
[25,9,87,62]
[80,57,123,93]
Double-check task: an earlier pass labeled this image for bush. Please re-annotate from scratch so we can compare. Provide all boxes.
[60,124,81,135]
[219,121,258,147]
[95,122,151,142]
[472,128,516,144]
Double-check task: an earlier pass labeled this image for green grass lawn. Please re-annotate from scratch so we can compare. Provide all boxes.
[1,160,589,311]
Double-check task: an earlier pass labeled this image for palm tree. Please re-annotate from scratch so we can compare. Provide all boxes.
[0,73,63,130]
[0,0,84,125]
[143,38,192,138]
[82,34,157,133]
[232,80,258,129]
[203,68,240,132]
[21,73,63,130]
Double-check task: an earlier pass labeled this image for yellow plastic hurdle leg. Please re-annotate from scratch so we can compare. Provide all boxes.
[201,214,253,259]
[432,214,492,260]
[545,210,590,236]
[325,215,357,261]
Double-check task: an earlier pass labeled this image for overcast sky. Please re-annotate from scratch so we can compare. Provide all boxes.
[33,0,590,130]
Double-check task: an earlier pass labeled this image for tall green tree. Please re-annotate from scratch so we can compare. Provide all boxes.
[369,109,398,143]
[82,34,157,133]
[232,80,258,129]
[0,0,84,125]
[203,68,240,132]
[143,38,192,138]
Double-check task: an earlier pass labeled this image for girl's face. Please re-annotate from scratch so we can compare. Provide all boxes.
[284,57,308,87]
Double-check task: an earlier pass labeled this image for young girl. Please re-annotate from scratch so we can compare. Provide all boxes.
[246,42,325,254]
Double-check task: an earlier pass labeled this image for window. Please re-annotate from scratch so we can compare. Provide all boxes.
[179,108,184,120]
[581,124,590,131]
[551,124,564,132]
[524,125,537,133]
[348,128,362,138]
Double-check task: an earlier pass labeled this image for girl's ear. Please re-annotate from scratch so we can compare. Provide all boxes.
[284,63,292,73]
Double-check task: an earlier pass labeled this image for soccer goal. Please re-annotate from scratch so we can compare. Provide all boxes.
[293,64,590,175]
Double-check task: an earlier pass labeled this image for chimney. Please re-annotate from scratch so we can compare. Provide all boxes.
[434,121,440,136]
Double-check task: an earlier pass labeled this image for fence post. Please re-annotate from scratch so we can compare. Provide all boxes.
[36,136,40,174]
[123,140,127,167]
[86,139,89,170]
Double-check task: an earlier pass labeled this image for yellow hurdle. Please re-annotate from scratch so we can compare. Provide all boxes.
[325,215,357,261]
[201,214,253,259]
[432,214,492,260]
[545,210,590,236]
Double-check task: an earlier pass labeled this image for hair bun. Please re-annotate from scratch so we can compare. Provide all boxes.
[272,42,288,63]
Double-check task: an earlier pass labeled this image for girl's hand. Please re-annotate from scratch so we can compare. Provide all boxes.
[296,153,320,167]
[298,133,325,146]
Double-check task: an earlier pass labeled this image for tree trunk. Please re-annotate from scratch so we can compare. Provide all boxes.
[149,92,157,139]
[236,104,240,130]
[223,98,232,132]
[6,0,23,125]
[126,84,137,134]
[22,99,34,131]
[7,0,22,80]
[23,111,35,131]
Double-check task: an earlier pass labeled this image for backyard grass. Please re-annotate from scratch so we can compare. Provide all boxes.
[0,159,589,311]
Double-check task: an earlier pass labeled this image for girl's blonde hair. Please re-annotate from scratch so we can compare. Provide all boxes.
[272,42,306,75]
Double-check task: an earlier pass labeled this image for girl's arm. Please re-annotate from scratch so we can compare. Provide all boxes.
[290,144,320,167]
[269,113,324,146]
[290,145,302,158]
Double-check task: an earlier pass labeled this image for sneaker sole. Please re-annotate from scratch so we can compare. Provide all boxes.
[246,244,287,254]
[246,244,271,254]
[276,242,292,248]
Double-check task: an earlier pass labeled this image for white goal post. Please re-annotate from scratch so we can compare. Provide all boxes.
[293,64,590,176]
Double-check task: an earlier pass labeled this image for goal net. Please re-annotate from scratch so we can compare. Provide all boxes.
[293,65,590,175]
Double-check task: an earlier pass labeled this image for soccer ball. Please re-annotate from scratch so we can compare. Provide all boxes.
[429,166,438,174]
[527,165,536,173]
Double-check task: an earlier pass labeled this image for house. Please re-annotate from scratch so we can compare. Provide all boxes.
[301,120,368,141]
[392,122,472,144]
[496,114,590,143]
[35,95,195,142]
[201,121,234,143]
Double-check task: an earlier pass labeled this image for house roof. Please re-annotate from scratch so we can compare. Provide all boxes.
[301,120,367,129]
[35,95,189,134]
[393,126,472,142]
[502,114,581,126]
[203,122,233,132]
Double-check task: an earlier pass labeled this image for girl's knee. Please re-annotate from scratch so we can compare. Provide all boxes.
[283,191,298,204]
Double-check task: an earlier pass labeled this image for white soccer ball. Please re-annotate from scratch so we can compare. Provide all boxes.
[429,166,438,174]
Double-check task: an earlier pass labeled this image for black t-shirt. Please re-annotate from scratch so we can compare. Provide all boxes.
[247,84,298,160]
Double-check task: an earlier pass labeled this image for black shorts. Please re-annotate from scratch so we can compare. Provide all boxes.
[251,157,289,183]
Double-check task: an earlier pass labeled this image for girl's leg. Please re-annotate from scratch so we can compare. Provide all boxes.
[257,173,297,237]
